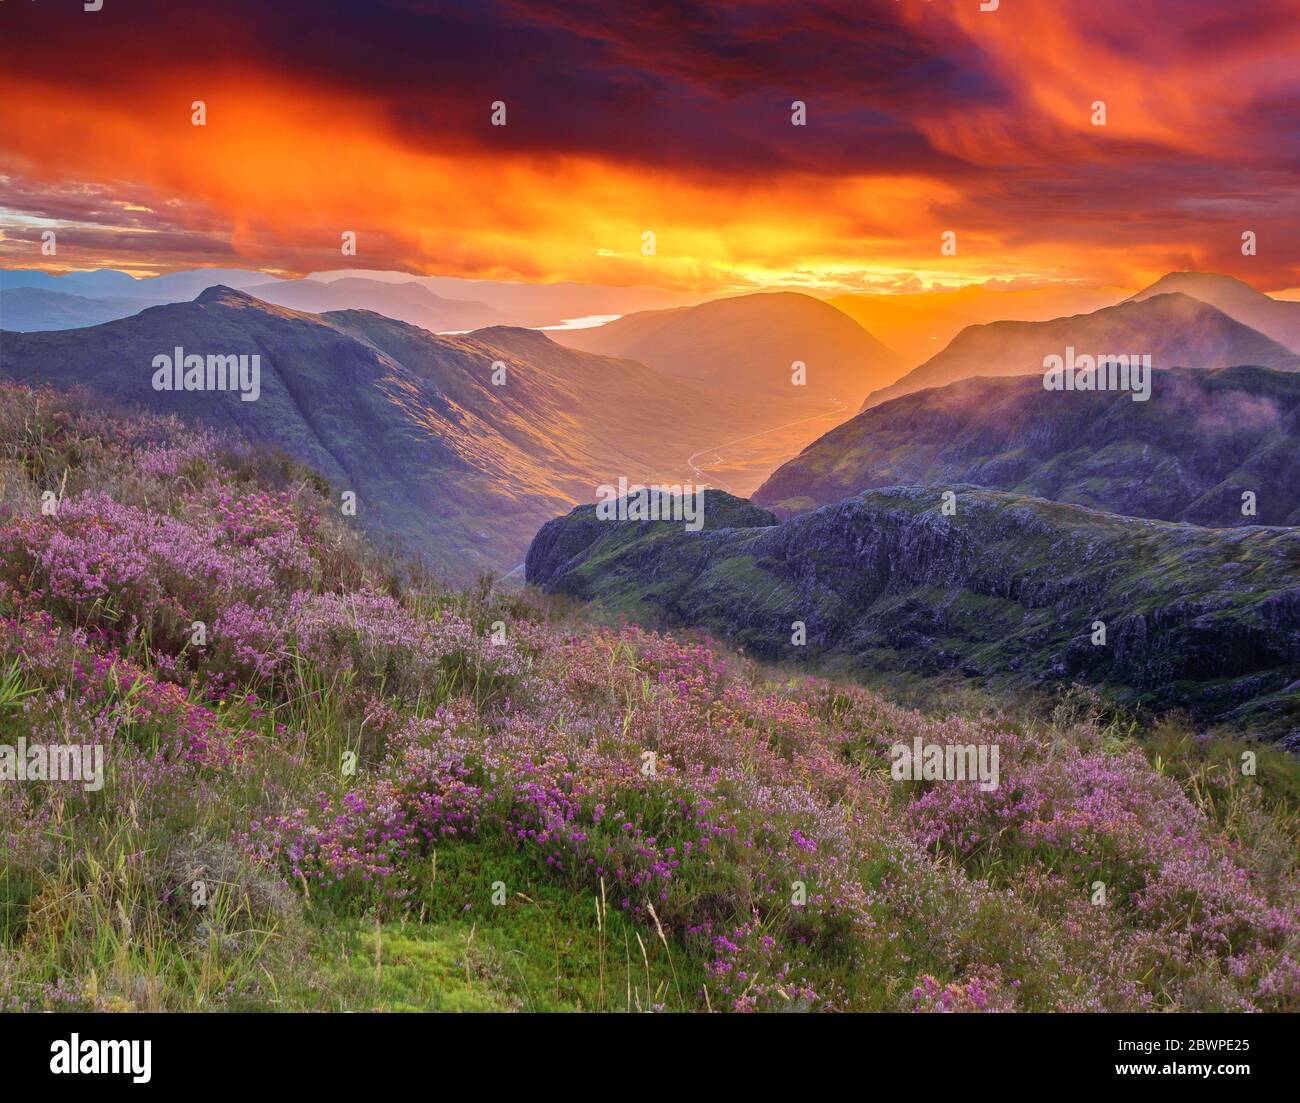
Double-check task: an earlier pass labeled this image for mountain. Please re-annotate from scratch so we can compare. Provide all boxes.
[306,268,704,328]
[829,283,1125,368]
[0,267,274,299]
[0,267,151,297]
[0,267,280,329]
[1126,272,1300,353]
[0,286,819,581]
[861,293,1300,410]
[0,286,169,331]
[244,276,502,333]
[526,486,1300,737]
[552,291,903,404]
[754,366,1300,526]
[0,266,705,330]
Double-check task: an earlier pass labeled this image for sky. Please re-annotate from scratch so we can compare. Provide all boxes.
[1,0,1298,295]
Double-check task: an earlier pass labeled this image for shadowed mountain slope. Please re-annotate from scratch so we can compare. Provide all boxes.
[755,367,1300,526]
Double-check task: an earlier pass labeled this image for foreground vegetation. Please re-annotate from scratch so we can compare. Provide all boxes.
[1,384,1297,1011]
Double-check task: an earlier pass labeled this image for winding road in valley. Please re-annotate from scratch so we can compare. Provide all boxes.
[499,397,850,586]
[685,398,846,493]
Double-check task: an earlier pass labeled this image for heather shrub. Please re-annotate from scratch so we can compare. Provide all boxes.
[0,384,1296,1012]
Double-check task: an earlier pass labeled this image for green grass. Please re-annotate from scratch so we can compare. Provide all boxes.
[264,842,710,1013]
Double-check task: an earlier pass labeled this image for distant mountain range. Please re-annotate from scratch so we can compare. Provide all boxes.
[304,269,704,327]
[527,487,1300,737]
[243,277,503,333]
[0,268,276,332]
[0,286,820,581]
[861,291,1300,410]
[0,270,505,335]
[755,366,1300,526]
[0,286,171,331]
[553,291,902,404]
[0,266,270,300]
[0,266,704,332]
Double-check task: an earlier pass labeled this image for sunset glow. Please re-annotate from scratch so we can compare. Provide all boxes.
[2,0,1298,293]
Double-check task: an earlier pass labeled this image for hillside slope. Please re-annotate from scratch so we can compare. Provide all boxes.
[755,366,1300,526]
[3,384,1297,1013]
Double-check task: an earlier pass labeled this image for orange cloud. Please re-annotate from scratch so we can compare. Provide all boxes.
[1,0,1296,293]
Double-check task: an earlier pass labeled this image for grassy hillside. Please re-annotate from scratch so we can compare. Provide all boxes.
[2,384,1298,1012]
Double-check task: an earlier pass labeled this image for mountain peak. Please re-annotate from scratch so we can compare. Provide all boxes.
[466,324,556,343]
[194,284,259,306]
[1133,271,1260,299]
[1123,271,1300,354]
[553,289,900,403]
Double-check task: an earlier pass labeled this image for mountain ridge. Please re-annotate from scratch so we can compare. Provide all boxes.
[554,290,903,404]
[1126,272,1300,352]
[243,276,503,333]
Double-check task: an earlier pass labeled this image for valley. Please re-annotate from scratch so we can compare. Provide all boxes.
[0,286,852,581]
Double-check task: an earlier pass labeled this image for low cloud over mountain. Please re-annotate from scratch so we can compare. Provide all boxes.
[756,366,1300,527]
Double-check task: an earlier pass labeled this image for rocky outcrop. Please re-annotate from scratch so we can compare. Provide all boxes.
[527,487,1300,739]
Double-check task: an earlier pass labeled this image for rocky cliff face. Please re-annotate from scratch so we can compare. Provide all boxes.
[527,487,1300,739]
